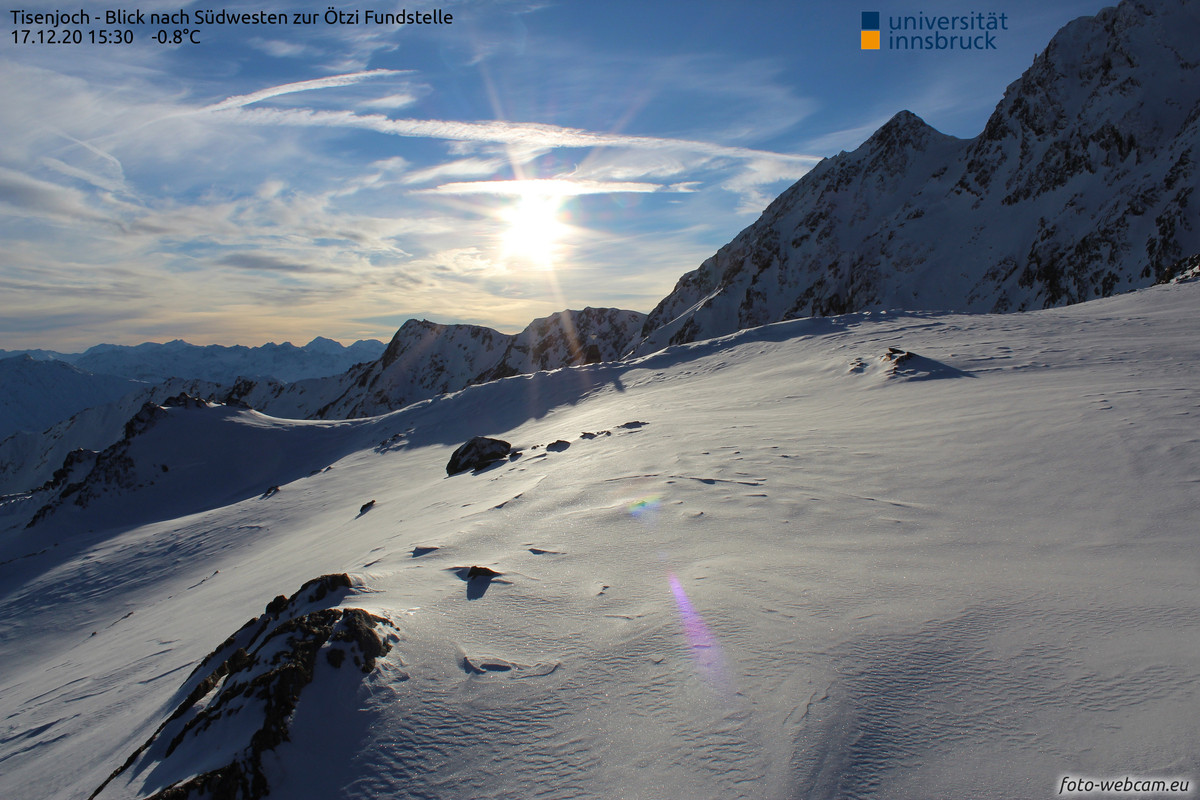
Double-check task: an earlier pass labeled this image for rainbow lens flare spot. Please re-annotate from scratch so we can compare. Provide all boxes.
[628,496,661,517]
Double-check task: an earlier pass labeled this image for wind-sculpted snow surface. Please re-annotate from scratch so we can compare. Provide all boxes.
[1,280,1197,799]
[634,0,1200,354]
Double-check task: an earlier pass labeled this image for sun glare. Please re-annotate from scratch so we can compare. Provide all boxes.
[499,192,567,270]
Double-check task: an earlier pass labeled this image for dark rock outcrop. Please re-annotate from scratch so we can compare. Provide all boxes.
[89,573,392,800]
[446,436,512,475]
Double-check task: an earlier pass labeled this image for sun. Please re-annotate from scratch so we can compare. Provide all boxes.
[499,192,566,270]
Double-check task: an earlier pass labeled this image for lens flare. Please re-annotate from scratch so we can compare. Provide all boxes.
[628,496,661,518]
[667,572,730,694]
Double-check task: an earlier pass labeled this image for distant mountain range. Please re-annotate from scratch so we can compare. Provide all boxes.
[0,336,386,384]
[0,337,384,443]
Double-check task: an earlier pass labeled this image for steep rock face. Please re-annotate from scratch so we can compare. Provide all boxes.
[478,307,647,381]
[1163,252,1200,282]
[634,0,1200,355]
[300,307,646,420]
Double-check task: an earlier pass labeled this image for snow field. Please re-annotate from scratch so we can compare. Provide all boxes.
[0,281,1197,799]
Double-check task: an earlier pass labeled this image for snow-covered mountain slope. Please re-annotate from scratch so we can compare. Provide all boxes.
[0,355,142,441]
[1,279,1196,799]
[0,377,262,495]
[0,336,382,467]
[0,309,640,495]
[0,349,61,361]
[0,309,644,496]
[635,0,1200,355]
[55,337,385,384]
[19,393,381,533]
[238,307,648,420]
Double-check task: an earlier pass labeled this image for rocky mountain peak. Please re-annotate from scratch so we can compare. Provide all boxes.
[306,308,646,420]
[863,110,943,156]
[631,0,1200,355]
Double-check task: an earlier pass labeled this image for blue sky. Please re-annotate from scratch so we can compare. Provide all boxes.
[2,0,1108,350]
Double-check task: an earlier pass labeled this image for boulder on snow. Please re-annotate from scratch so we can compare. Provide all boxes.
[450,565,505,600]
[446,436,511,475]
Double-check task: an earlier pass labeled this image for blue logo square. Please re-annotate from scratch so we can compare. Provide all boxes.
[861,11,880,30]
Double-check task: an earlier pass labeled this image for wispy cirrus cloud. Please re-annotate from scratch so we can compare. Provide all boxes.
[420,178,684,196]
[0,30,824,349]
[222,105,821,169]
[0,166,116,225]
[201,69,406,112]
[399,158,506,186]
[358,92,422,110]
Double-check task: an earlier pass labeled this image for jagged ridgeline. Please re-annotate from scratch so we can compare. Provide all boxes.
[216,307,647,421]
[632,0,1200,354]
[0,309,645,496]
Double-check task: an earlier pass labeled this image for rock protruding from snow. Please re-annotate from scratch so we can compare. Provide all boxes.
[633,0,1200,355]
[446,436,512,476]
[160,393,212,410]
[1161,252,1200,284]
[89,574,393,800]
